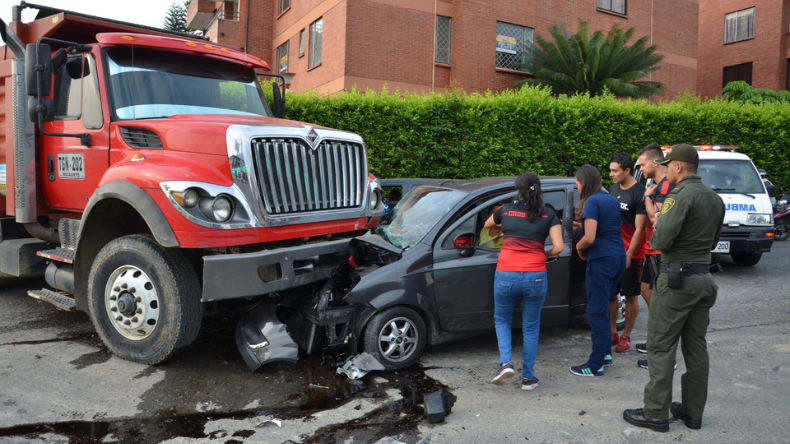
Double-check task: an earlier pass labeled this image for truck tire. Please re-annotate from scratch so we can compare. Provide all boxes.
[731,252,762,267]
[363,306,426,370]
[87,234,203,364]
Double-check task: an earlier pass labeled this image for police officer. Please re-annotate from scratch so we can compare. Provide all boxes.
[622,144,725,432]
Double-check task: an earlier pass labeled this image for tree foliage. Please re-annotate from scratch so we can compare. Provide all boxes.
[514,20,665,99]
[722,81,790,104]
[163,1,189,33]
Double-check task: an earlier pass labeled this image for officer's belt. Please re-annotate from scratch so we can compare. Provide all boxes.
[659,263,711,275]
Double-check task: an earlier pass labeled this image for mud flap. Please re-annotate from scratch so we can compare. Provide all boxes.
[236,299,299,372]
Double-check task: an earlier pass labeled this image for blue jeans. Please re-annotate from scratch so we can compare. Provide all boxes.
[585,255,626,369]
[494,270,548,380]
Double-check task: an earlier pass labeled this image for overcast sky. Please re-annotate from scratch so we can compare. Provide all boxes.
[0,0,174,28]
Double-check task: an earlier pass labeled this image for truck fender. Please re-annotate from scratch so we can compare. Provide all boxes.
[80,180,178,248]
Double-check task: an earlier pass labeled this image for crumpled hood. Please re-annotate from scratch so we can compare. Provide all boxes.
[114,115,324,156]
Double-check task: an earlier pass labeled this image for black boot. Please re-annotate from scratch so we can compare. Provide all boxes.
[623,408,670,432]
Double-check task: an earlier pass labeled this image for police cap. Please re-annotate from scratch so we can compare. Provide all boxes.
[655,144,699,165]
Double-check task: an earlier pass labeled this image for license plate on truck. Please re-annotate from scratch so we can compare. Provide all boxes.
[712,241,730,253]
[57,153,85,179]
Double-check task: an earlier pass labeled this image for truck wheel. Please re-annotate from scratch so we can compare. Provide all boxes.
[363,306,426,370]
[87,234,202,364]
[731,252,762,267]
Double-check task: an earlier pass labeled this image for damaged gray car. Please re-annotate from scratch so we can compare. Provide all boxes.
[237,177,589,371]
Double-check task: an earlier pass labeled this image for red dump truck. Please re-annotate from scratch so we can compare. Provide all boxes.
[0,4,383,366]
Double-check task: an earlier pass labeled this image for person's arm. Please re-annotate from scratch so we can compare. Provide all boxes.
[644,185,659,225]
[484,214,499,229]
[650,197,687,253]
[577,218,597,250]
[545,224,564,257]
[626,214,646,267]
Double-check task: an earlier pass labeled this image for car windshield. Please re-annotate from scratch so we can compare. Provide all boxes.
[376,186,467,249]
[106,47,271,120]
[698,159,765,195]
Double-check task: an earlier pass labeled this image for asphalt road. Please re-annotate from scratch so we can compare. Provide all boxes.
[0,241,788,444]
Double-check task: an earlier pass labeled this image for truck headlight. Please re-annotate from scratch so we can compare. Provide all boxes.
[212,196,234,222]
[370,189,380,209]
[746,213,771,224]
[183,189,199,208]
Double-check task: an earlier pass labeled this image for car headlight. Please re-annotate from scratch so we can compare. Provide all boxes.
[746,213,771,224]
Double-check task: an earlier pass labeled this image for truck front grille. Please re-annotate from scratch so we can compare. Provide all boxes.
[250,138,366,215]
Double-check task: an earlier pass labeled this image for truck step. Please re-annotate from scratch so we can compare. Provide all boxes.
[37,248,76,264]
[28,289,76,312]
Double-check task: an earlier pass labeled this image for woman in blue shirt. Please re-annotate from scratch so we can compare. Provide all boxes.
[571,164,626,377]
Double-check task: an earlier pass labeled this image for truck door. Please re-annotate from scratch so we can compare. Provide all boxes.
[41,53,109,211]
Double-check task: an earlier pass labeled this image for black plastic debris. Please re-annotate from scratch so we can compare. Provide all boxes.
[423,388,457,423]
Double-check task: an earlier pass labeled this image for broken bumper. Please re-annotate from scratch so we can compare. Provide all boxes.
[236,299,299,372]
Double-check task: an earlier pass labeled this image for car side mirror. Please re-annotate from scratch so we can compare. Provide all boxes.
[454,233,475,258]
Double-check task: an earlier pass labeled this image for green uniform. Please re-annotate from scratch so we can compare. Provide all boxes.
[644,175,725,420]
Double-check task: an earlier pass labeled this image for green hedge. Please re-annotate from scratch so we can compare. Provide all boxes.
[282,85,790,190]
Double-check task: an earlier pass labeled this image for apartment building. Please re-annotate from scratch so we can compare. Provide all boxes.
[698,1,790,99]
[187,0,699,97]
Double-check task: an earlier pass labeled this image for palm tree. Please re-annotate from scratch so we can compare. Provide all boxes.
[514,20,665,98]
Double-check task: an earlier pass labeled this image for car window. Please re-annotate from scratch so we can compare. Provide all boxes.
[698,159,764,194]
[440,189,567,250]
[377,186,467,249]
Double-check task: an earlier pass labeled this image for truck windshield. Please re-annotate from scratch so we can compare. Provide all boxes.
[698,159,765,195]
[105,47,271,120]
[376,186,467,249]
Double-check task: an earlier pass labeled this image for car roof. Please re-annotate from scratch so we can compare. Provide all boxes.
[404,176,576,193]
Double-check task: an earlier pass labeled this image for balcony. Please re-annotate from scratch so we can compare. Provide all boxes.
[187,0,239,33]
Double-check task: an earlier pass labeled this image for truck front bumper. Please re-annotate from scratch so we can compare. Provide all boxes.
[202,239,351,302]
[719,226,774,254]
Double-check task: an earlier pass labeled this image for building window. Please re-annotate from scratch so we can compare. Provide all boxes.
[309,18,323,68]
[495,21,533,72]
[299,29,306,56]
[277,41,289,74]
[597,0,626,15]
[723,62,753,87]
[725,7,755,43]
[278,0,291,15]
[435,16,451,64]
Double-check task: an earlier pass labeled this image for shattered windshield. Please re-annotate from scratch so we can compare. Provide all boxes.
[106,47,271,120]
[376,186,467,249]
[698,159,765,195]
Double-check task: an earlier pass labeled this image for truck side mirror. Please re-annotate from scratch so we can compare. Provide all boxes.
[272,82,285,118]
[24,43,52,96]
[28,96,54,122]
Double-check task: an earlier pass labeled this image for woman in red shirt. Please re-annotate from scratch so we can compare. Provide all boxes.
[484,172,564,390]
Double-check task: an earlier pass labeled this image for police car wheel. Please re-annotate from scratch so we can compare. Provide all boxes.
[730,252,762,267]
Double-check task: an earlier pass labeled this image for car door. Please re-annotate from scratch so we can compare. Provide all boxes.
[431,186,574,332]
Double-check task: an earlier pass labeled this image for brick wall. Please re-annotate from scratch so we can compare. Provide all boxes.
[698,0,790,99]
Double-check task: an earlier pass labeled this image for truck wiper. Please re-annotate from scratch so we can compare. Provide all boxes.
[713,188,755,199]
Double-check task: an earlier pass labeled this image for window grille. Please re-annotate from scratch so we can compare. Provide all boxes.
[435,16,451,64]
[495,21,533,72]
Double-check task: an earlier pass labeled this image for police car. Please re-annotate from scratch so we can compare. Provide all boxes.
[640,146,774,266]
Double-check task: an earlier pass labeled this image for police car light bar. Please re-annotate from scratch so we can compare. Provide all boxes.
[660,145,740,152]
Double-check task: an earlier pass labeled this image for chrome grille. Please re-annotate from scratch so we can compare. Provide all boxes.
[251,138,366,214]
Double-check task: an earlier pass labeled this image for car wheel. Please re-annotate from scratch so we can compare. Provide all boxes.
[363,306,426,370]
[730,252,762,267]
[775,218,790,241]
[616,292,626,331]
[87,234,203,364]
